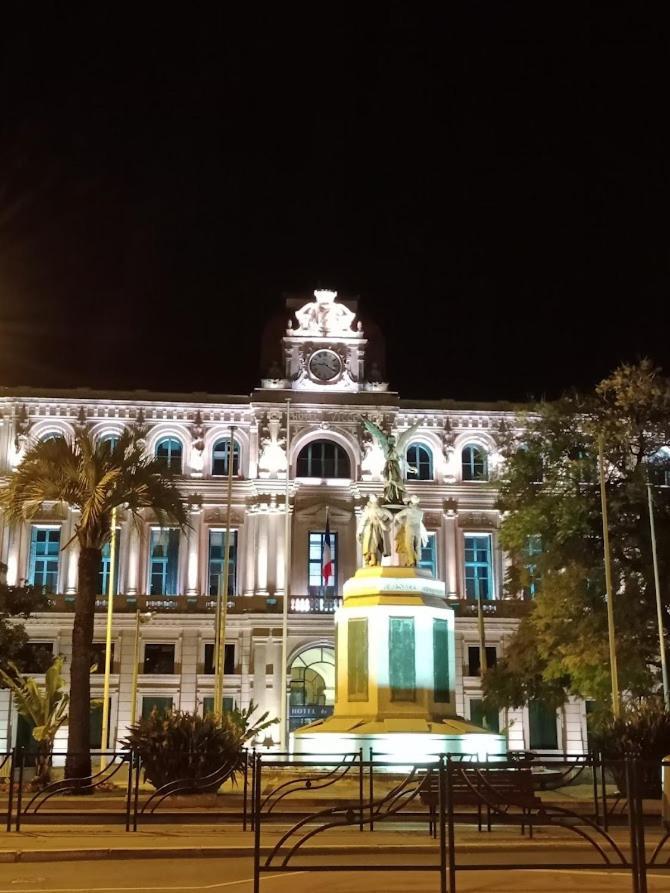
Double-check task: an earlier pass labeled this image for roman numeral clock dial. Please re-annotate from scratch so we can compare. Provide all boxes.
[308,349,343,382]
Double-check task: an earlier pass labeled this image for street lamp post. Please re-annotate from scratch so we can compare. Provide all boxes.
[99,506,118,769]
[130,610,153,727]
[279,399,292,751]
[214,425,236,715]
[598,435,621,718]
[647,482,670,710]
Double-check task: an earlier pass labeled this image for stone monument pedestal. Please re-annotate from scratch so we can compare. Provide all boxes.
[292,567,506,762]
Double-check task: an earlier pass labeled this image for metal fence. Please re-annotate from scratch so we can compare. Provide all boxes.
[4,746,670,892]
[251,752,664,893]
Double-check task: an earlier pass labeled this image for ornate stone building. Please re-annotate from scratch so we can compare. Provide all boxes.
[0,291,588,756]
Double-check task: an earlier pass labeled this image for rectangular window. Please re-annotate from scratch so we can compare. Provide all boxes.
[89,699,112,748]
[203,696,235,715]
[90,643,115,674]
[208,529,238,597]
[203,643,235,675]
[141,696,173,719]
[523,534,543,599]
[347,618,368,701]
[99,532,121,595]
[467,645,497,677]
[149,528,180,595]
[419,532,437,577]
[470,698,500,733]
[308,531,338,595]
[529,701,558,750]
[464,534,493,600]
[19,642,54,674]
[389,617,416,701]
[143,643,176,674]
[28,526,61,591]
[433,618,450,703]
[15,714,38,757]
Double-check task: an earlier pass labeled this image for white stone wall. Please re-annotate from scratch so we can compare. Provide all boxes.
[0,390,587,755]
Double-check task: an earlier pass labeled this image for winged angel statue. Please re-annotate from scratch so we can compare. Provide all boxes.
[362,419,421,505]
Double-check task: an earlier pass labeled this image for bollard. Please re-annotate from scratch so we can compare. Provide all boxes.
[663,755,670,828]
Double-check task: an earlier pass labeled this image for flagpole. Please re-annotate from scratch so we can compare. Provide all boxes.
[279,399,291,750]
[214,425,236,714]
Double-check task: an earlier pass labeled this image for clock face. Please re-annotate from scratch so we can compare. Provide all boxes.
[308,349,343,382]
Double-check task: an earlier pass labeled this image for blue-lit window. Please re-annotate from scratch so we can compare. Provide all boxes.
[418,532,437,576]
[212,439,241,476]
[308,531,338,594]
[155,437,183,474]
[462,444,488,481]
[208,529,238,596]
[149,528,180,595]
[523,534,542,599]
[406,443,433,480]
[297,441,350,478]
[99,531,121,595]
[28,527,61,591]
[464,534,493,600]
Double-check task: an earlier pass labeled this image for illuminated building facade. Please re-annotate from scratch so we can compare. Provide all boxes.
[0,291,588,756]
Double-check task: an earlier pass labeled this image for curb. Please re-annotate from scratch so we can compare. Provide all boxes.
[0,840,619,864]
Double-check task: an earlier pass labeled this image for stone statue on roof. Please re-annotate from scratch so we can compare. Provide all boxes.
[294,290,357,337]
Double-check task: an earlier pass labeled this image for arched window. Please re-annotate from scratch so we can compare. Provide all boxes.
[99,434,120,455]
[40,432,65,443]
[296,440,350,479]
[212,438,241,476]
[649,448,670,487]
[155,437,183,474]
[462,444,488,481]
[406,443,433,480]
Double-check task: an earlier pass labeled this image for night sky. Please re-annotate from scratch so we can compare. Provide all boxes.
[0,7,667,402]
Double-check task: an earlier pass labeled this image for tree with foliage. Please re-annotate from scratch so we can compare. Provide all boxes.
[0,656,69,787]
[484,360,670,715]
[0,428,187,781]
[0,567,50,672]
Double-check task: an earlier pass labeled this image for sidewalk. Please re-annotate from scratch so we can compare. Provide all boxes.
[0,823,659,864]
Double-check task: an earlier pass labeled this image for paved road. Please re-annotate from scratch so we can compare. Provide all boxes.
[0,853,668,893]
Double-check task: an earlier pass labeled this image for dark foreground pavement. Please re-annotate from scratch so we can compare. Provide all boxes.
[0,853,669,893]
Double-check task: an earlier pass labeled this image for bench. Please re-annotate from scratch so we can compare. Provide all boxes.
[419,766,543,838]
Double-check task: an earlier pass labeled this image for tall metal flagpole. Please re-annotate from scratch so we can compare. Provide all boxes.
[647,482,670,710]
[99,506,117,768]
[279,399,291,750]
[214,425,236,714]
[598,434,621,718]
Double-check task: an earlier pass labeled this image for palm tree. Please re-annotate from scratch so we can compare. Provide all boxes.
[0,428,187,781]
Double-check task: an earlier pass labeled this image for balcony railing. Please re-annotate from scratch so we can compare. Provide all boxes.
[43,593,526,618]
[45,593,343,616]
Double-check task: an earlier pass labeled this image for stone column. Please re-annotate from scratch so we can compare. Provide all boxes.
[275,510,285,595]
[5,525,22,586]
[255,513,269,595]
[125,521,141,596]
[252,640,267,717]
[244,513,256,595]
[444,511,459,598]
[186,505,202,595]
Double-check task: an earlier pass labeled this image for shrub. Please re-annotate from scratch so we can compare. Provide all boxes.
[125,702,275,792]
[589,699,670,797]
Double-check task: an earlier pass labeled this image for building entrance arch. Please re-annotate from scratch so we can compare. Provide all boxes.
[288,645,335,734]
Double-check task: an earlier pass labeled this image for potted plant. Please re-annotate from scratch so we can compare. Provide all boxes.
[0,656,69,788]
[125,702,276,793]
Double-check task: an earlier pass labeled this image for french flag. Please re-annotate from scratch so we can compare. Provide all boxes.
[322,510,333,587]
